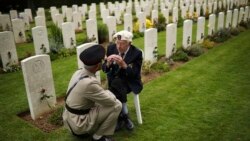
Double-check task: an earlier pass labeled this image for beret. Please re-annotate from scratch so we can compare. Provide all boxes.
[113,30,133,42]
[79,45,105,66]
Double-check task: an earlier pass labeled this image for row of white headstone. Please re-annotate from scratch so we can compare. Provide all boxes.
[1,0,247,46]
[144,7,250,63]
[1,5,249,72]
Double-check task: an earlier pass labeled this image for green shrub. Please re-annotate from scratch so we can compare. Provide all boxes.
[208,28,231,43]
[153,13,166,32]
[45,9,52,21]
[133,31,144,39]
[177,17,184,27]
[57,48,76,58]
[48,106,64,126]
[49,23,64,53]
[171,48,189,62]
[202,39,216,49]
[98,23,109,44]
[151,61,170,73]
[142,61,152,75]
[230,27,240,36]
[26,33,33,43]
[2,62,21,73]
[239,20,249,29]
[186,43,204,57]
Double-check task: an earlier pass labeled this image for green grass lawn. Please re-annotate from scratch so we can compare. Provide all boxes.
[0,29,250,140]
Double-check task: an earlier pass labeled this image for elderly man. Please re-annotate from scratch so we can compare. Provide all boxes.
[63,45,122,141]
[102,30,143,131]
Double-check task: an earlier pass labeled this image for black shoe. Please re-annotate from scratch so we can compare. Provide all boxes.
[123,114,134,130]
[92,136,114,141]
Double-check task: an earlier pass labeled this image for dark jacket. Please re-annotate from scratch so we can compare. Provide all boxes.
[102,43,143,94]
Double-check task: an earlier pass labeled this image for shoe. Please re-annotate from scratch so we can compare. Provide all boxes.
[123,114,134,130]
[92,136,114,141]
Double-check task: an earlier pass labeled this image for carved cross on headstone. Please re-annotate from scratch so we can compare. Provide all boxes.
[6,24,10,31]
[142,23,145,31]
[19,31,23,38]
[201,33,204,39]
[187,36,190,45]
[172,43,176,53]
[40,44,46,53]
[153,46,158,58]
[127,26,131,32]
[70,37,74,46]
[7,51,12,59]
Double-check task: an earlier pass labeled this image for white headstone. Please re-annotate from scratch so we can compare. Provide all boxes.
[232,9,238,28]
[208,3,212,14]
[51,9,59,24]
[181,6,187,19]
[162,8,169,24]
[144,28,158,63]
[106,16,117,42]
[35,16,46,27]
[213,2,217,13]
[37,8,45,17]
[66,8,73,22]
[151,10,158,25]
[72,4,78,12]
[32,26,50,55]
[101,9,109,24]
[62,5,67,19]
[238,7,244,23]
[202,3,207,16]
[208,14,216,35]
[19,12,30,31]
[12,19,26,43]
[86,19,98,43]
[183,20,193,49]
[55,14,63,29]
[21,55,56,120]
[124,14,133,32]
[225,10,232,28]
[24,9,33,22]
[189,5,194,18]
[172,7,178,23]
[0,14,12,31]
[62,22,76,48]
[244,6,249,22]
[73,12,82,31]
[88,10,96,20]
[166,23,177,59]
[138,12,146,32]
[10,10,18,19]
[196,17,205,43]
[114,7,122,24]
[126,6,132,14]
[196,4,201,17]
[0,31,18,70]
[217,12,225,30]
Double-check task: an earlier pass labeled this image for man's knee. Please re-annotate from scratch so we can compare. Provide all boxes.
[114,100,122,113]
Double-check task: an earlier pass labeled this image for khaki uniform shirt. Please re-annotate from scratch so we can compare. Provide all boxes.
[63,68,121,135]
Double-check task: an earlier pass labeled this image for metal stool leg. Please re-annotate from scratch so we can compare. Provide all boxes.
[133,94,142,124]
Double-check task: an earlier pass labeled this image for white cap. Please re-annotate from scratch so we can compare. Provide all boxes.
[113,30,133,42]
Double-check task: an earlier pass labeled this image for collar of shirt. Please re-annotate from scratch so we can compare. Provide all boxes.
[119,46,130,59]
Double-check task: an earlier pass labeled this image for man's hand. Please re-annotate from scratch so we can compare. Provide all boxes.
[107,54,127,69]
